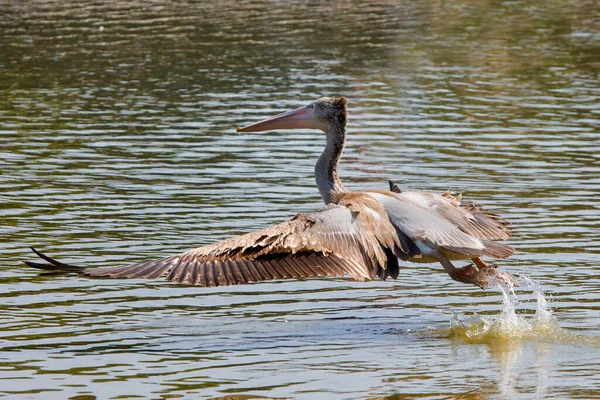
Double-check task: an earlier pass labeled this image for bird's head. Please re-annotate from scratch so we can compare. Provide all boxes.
[237,97,347,134]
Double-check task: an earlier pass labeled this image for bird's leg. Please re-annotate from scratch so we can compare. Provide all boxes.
[470,257,518,287]
[471,257,496,270]
[435,252,489,289]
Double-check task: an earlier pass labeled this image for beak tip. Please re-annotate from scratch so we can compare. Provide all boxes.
[236,127,242,132]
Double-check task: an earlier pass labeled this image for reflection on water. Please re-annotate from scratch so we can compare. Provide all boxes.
[452,278,560,345]
[1,0,600,399]
[449,278,600,398]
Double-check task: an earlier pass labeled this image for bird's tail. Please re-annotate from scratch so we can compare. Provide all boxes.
[480,240,514,259]
[22,247,84,272]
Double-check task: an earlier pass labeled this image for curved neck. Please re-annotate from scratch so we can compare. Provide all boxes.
[315,123,347,204]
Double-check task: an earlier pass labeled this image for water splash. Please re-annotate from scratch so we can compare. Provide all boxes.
[450,276,599,347]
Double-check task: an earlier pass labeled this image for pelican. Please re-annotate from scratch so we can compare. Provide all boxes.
[24,97,514,289]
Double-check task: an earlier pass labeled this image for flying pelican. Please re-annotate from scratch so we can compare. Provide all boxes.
[24,97,514,289]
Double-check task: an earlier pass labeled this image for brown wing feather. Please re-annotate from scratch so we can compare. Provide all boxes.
[86,251,369,286]
[25,194,413,286]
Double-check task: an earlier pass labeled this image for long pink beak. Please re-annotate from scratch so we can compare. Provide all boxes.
[237,105,325,132]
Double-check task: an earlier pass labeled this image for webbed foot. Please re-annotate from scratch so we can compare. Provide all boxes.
[470,257,518,287]
[482,268,519,287]
[453,264,489,289]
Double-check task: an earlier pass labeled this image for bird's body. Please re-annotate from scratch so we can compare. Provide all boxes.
[25,97,515,289]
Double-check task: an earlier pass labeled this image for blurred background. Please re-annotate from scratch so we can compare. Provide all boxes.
[1,1,599,399]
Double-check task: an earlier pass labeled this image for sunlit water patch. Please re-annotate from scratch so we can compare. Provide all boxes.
[449,277,600,348]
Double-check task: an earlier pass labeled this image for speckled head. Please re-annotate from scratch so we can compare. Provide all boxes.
[237,97,348,134]
[311,97,347,133]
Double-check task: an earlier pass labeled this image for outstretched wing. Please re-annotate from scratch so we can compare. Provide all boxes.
[369,191,514,259]
[24,194,415,286]
[386,181,511,241]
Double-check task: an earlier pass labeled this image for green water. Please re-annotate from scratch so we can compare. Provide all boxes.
[1,1,599,398]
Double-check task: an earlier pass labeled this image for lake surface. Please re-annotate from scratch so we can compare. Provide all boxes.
[1,1,599,398]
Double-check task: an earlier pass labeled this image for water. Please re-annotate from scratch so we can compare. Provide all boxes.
[450,277,598,347]
[449,278,600,399]
[1,1,599,398]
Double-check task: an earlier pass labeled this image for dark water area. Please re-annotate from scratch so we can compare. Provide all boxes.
[1,1,599,398]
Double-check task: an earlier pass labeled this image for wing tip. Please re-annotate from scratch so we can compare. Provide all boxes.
[23,246,84,272]
[388,180,401,193]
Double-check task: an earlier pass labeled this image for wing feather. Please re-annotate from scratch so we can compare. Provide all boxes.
[378,187,511,241]
[369,192,513,259]
[31,185,510,286]
[25,196,406,286]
